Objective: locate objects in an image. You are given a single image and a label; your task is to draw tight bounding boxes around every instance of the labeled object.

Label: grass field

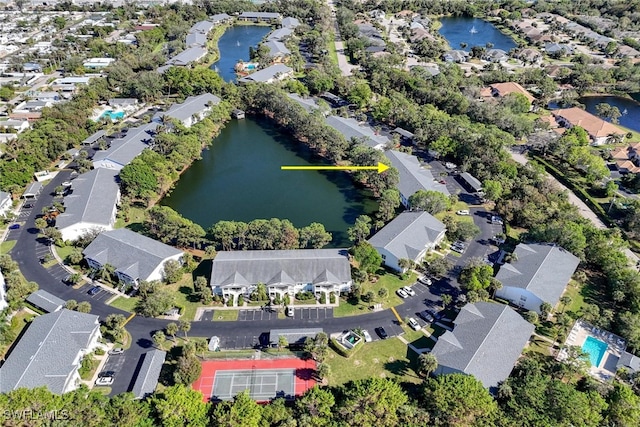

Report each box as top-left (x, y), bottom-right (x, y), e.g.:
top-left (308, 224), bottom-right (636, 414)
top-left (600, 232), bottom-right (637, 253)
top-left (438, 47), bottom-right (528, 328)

top-left (55, 244), bottom-right (76, 264)
top-left (109, 296), bottom-right (139, 313)
top-left (0, 240), bottom-right (16, 255)
top-left (212, 310), bottom-right (239, 321)
top-left (333, 272), bottom-right (417, 317)
top-left (0, 310), bottom-right (36, 358)
top-left (326, 337), bottom-right (422, 385)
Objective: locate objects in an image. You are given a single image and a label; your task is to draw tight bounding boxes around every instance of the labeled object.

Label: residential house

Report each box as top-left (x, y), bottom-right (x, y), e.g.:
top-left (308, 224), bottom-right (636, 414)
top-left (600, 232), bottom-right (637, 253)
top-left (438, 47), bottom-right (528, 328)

top-left (0, 270), bottom-right (7, 311)
top-left (83, 228), bottom-right (183, 286)
top-left (551, 107), bottom-right (625, 145)
top-left (384, 150), bottom-right (449, 207)
top-left (186, 20), bottom-right (214, 47)
top-left (210, 249), bottom-right (352, 305)
top-left (92, 122), bottom-right (158, 170)
top-left (56, 168), bottom-right (120, 242)
top-left (617, 351), bottom-right (640, 375)
top-left (482, 48), bottom-right (509, 62)
top-left (368, 211), bottom-right (446, 272)
top-left (26, 289), bottom-right (65, 313)
top-left (14, 100), bottom-right (54, 113)
top-left (264, 40), bottom-right (291, 61)
top-left (517, 48), bottom-right (542, 64)
top-left (282, 17), bottom-right (300, 29)
top-left (23, 62), bottom-right (42, 72)
top-left (81, 129), bottom-right (106, 146)
top-left (356, 22), bottom-right (385, 47)
top-left (108, 98), bottom-right (138, 109)
top-left (238, 12), bottom-right (282, 24)
top-left (617, 45), bottom-right (640, 59)
top-left (443, 50), bottom-right (469, 63)
top-left (0, 309), bottom-right (101, 394)
top-left (0, 191), bottom-right (11, 217)
top-left (238, 64), bottom-right (294, 84)
top-left (495, 243), bottom-right (580, 313)
top-left (431, 302), bottom-right (535, 391)
top-left (459, 172), bottom-right (483, 193)
top-left (545, 42), bottom-right (574, 56)
top-left (83, 57), bottom-right (115, 69)
top-left (0, 119), bottom-right (30, 134)
top-left (209, 13), bottom-right (232, 25)
top-left (131, 349), bottom-right (167, 399)
top-left (325, 115), bottom-right (389, 150)
top-left (153, 93), bottom-right (220, 128)
top-left (611, 143), bottom-right (640, 173)
top-left (51, 77), bottom-right (92, 93)
top-left (483, 82), bottom-right (535, 105)
top-left (267, 27), bottom-right (293, 42)
top-left (392, 127), bottom-right (415, 142)
top-left (164, 46), bottom-right (207, 67)
top-left (287, 93), bottom-right (322, 113)
top-left (22, 181), bottom-right (42, 200)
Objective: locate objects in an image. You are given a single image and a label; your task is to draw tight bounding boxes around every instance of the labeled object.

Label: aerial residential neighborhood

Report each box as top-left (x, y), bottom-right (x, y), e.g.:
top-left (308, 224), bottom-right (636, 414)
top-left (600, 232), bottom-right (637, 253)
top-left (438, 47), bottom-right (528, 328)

top-left (1, 0), bottom-right (640, 425)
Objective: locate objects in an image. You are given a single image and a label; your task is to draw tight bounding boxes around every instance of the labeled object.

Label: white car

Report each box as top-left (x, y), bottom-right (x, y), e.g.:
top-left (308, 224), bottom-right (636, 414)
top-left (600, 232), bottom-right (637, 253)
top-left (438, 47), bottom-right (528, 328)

top-left (361, 330), bottom-right (372, 342)
top-left (407, 317), bottom-right (421, 331)
top-left (108, 347), bottom-right (124, 355)
top-left (95, 376), bottom-right (114, 386)
top-left (396, 288), bottom-right (409, 298)
top-left (456, 209), bottom-right (470, 216)
top-left (418, 276), bottom-right (432, 286)
top-left (402, 286), bottom-right (416, 297)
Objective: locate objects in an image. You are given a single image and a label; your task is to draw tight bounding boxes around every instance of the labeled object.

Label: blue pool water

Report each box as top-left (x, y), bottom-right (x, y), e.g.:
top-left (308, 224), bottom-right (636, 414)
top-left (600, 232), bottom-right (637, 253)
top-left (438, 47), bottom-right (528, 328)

top-left (582, 336), bottom-right (608, 368)
top-left (98, 110), bottom-right (124, 121)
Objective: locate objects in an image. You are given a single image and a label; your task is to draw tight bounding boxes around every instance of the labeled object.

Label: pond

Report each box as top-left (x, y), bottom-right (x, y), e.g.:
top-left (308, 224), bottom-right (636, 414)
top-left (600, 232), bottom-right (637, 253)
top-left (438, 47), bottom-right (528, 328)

top-left (160, 117), bottom-right (378, 247)
top-left (438, 16), bottom-right (517, 52)
top-left (579, 95), bottom-right (640, 133)
top-left (210, 25), bottom-right (272, 82)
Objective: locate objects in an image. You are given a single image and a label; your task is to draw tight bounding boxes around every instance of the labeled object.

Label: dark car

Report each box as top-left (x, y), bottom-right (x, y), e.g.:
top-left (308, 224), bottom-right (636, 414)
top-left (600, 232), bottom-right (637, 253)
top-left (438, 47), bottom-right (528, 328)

top-left (8, 224), bottom-right (20, 230)
top-left (418, 311), bottom-right (434, 323)
top-left (98, 370), bottom-right (115, 378)
top-left (88, 286), bottom-right (100, 296)
top-left (24, 203), bottom-right (33, 209)
top-left (375, 327), bottom-right (388, 339)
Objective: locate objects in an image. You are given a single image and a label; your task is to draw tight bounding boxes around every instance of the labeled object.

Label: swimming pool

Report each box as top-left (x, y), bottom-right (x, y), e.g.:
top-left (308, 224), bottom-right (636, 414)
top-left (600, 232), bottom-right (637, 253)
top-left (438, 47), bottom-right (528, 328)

top-left (582, 336), bottom-right (608, 368)
top-left (97, 110), bottom-right (124, 121)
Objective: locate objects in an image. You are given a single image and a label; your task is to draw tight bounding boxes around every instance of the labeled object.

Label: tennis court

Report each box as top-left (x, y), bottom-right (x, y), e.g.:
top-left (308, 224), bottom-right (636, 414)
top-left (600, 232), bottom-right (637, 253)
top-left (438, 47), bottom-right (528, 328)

top-left (193, 358), bottom-right (316, 402)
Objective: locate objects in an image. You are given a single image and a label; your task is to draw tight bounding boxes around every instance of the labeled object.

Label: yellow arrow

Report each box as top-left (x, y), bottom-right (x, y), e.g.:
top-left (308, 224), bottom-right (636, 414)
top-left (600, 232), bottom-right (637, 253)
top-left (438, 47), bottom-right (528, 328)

top-left (281, 162), bottom-right (390, 174)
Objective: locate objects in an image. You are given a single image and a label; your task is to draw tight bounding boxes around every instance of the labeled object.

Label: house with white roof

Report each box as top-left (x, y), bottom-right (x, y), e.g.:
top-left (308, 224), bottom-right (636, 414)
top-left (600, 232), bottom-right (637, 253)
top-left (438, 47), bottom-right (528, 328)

top-left (83, 228), bottom-right (183, 286)
top-left (56, 169), bottom-right (120, 241)
top-left (368, 211), bottom-right (446, 272)
top-left (238, 64), bottom-right (294, 84)
top-left (92, 122), bottom-right (158, 170)
top-left (83, 57), bottom-right (115, 69)
top-left (325, 115), bottom-right (389, 150)
top-left (384, 150), bottom-right (449, 207)
top-left (431, 302), bottom-right (535, 391)
top-left (153, 93), bottom-right (220, 128)
top-left (0, 191), bottom-right (12, 217)
top-left (210, 249), bottom-right (352, 305)
top-left (0, 309), bottom-right (101, 394)
top-left (495, 243), bottom-right (580, 313)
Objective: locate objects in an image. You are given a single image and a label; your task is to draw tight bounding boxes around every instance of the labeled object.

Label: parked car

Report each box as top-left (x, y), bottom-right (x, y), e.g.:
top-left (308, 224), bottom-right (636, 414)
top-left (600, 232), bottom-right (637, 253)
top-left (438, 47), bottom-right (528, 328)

top-left (8, 224), bottom-right (20, 230)
top-left (456, 209), bottom-right (470, 216)
top-left (286, 306), bottom-right (294, 317)
top-left (402, 286), bottom-right (416, 297)
top-left (491, 215), bottom-right (504, 225)
top-left (419, 310), bottom-right (434, 322)
top-left (375, 327), bottom-right (388, 339)
top-left (361, 330), bottom-right (372, 343)
top-left (451, 242), bottom-right (465, 253)
top-left (396, 288), bottom-right (409, 298)
top-left (407, 317), bottom-right (421, 331)
top-left (108, 348), bottom-right (124, 355)
top-left (418, 276), bottom-right (432, 286)
top-left (98, 370), bottom-right (115, 378)
top-left (23, 203), bottom-right (33, 209)
top-left (95, 376), bottom-right (114, 386)
top-left (61, 181), bottom-right (72, 187)
top-left (87, 286), bottom-right (100, 296)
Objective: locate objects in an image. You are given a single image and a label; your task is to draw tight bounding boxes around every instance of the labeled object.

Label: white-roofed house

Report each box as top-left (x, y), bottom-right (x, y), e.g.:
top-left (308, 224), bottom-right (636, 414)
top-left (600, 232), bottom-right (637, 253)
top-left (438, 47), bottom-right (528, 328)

top-left (153, 93), bottom-right (221, 128)
top-left (0, 190), bottom-right (12, 217)
top-left (92, 122), bottom-right (158, 170)
top-left (384, 150), bottom-right (449, 207)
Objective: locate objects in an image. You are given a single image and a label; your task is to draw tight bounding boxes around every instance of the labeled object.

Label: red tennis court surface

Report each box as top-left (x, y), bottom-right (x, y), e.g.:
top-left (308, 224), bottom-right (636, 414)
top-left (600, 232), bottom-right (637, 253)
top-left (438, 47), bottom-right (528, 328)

top-left (192, 358), bottom-right (317, 402)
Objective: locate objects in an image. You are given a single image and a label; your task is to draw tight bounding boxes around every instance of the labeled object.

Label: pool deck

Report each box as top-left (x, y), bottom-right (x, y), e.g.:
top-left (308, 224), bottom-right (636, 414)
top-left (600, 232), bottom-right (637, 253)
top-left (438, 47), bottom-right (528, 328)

top-left (559, 320), bottom-right (627, 381)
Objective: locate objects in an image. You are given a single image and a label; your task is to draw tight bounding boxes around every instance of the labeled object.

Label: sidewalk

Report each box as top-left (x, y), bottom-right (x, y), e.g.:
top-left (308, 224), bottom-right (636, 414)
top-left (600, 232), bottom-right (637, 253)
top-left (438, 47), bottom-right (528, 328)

top-left (397, 335), bottom-right (430, 354)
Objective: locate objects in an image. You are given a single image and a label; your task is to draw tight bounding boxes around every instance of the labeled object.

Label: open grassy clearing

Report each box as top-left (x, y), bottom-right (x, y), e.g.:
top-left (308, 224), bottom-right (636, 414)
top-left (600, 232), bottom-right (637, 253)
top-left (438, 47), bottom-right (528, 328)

top-left (0, 240), bottom-right (16, 255)
top-left (0, 310), bottom-right (37, 358)
top-left (211, 310), bottom-right (239, 321)
top-left (109, 296), bottom-right (139, 313)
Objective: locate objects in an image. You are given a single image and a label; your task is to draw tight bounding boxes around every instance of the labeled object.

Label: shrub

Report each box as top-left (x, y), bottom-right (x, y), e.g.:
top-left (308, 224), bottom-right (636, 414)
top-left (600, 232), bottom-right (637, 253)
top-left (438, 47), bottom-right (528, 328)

top-left (238, 295), bottom-right (245, 306)
top-left (319, 293), bottom-right (327, 304)
top-left (95, 348), bottom-right (105, 356)
top-left (296, 291), bottom-right (315, 301)
top-left (329, 293), bottom-right (336, 304)
top-left (361, 291), bottom-right (375, 303)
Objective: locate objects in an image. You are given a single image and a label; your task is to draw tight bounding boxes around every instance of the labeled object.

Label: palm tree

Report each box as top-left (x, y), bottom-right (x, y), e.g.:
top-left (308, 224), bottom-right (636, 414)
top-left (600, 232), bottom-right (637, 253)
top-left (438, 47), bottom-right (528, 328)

top-left (166, 322), bottom-right (178, 342)
top-left (417, 353), bottom-right (438, 378)
top-left (97, 263), bottom-right (116, 284)
top-left (153, 330), bottom-right (166, 350)
top-left (441, 294), bottom-right (452, 307)
top-left (178, 320), bottom-right (191, 340)
top-left (560, 295), bottom-right (572, 313)
top-left (398, 258), bottom-right (412, 272)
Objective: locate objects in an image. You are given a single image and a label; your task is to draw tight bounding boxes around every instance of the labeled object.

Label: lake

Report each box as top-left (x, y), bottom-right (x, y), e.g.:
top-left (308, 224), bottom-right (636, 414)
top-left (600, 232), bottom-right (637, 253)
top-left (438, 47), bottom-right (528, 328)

top-left (211, 25), bottom-right (272, 82)
top-left (579, 95), bottom-right (640, 133)
top-left (438, 16), bottom-right (517, 52)
top-left (160, 117), bottom-right (378, 247)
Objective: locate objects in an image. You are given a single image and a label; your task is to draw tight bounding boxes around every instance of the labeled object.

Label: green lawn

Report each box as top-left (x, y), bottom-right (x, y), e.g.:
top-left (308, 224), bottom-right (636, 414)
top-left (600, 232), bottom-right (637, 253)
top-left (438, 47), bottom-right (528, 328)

top-left (0, 240), bottom-right (16, 255)
top-left (527, 335), bottom-right (553, 356)
top-left (326, 337), bottom-right (422, 386)
top-left (55, 244), bottom-right (76, 264)
top-left (328, 40), bottom-right (339, 65)
top-left (0, 310), bottom-right (37, 358)
top-left (563, 279), bottom-right (586, 314)
top-left (333, 272), bottom-right (417, 317)
top-left (109, 296), bottom-right (139, 313)
top-left (166, 273), bottom-right (203, 321)
top-left (115, 205), bottom-right (147, 230)
top-left (212, 310), bottom-right (239, 321)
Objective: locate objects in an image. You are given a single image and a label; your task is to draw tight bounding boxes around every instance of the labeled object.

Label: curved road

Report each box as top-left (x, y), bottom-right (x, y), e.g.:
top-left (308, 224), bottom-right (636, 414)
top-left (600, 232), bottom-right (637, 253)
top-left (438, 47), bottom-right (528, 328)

top-left (8, 161), bottom-right (497, 395)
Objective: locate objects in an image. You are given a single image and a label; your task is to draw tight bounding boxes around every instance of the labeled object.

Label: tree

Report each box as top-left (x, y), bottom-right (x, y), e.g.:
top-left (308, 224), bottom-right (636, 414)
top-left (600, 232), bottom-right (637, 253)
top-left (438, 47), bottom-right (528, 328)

top-left (525, 311), bottom-right (539, 325)
top-left (97, 263), bottom-right (116, 284)
top-left (119, 159), bottom-right (158, 199)
top-left (425, 257), bottom-right (453, 278)
top-left (179, 320), bottom-right (191, 340)
top-left (540, 302), bottom-right (553, 318)
top-left (351, 242), bottom-right (382, 274)
top-left (67, 248), bottom-right (83, 265)
top-left (595, 103), bottom-right (622, 124)
top-left (278, 335), bottom-right (288, 350)
top-left (336, 378), bottom-right (408, 427)
top-left (378, 287), bottom-right (389, 299)
top-left (347, 80), bottom-right (373, 108)
top-left (606, 382), bottom-right (640, 426)
top-left (441, 294), bottom-right (452, 307)
top-left (398, 258), bottom-right (412, 272)
top-left (166, 322), bottom-right (178, 342)
top-left (212, 389), bottom-right (263, 427)
top-left (162, 259), bottom-right (182, 284)
top-left (482, 179), bottom-right (503, 201)
top-left (173, 353), bottom-right (202, 386)
top-left (417, 353), bottom-right (438, 378)
top-left (296, 386), bottom-right (335, 427)
top-left (151, 385), bottom-right (209, 427)
top-left (348, 215), bottom-right (372, 243)
top-left (76, 301), bottom-right (91, 313)
top-left (137, 289), bottom-right (174, 317)
top-left (65, 299), bottom-right (78, 310)
top-left (34, 218), bottom-right (47, 232)
top-left (560, 295), bottom-right (572, 313)
top-left (459, 262), bottom-right (493, 292)
top-left (316, 363), bottom-right (330, 381)
top-left (408, 190), bottom-right (451, 214)
top-left (299, 222), bottom-right (332, 249)
top-left (377, 189), bottom-right (400, 222)
top-left (423, 374), bottom-right (497, 426)
top-left (153, 330), bottom-right (166, 349)
top-left (42, 227), bottom-right (62, 244)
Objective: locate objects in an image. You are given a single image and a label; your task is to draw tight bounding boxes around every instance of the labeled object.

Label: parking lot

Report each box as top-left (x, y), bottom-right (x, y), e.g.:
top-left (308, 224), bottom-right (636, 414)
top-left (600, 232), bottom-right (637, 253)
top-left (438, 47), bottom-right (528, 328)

top-left (76, 281), bottom-right (115, 303)
top-left (238, 306), bottom-right (333, 322)
top-left (218, 334), bottom-right (261, 350)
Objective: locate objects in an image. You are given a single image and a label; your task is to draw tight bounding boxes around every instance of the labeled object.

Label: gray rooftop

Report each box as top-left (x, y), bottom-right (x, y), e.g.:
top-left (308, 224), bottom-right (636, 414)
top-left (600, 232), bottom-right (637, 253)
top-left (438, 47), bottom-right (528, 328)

top-left (210, 13), bottom-right (231, 22)
top-left (431, 302), bottom-right (535, 390)
top-left (154, 93), bottom-right (220, 125)
top-left (190, 20), bottom-right (214, 34)
top-left (83, 228), bottom-right (182, 282)
top-left (55, 169), bottom-right (119, 230)
top-left (385, 151), bottom-right (449, 199)
top-left (166, 46), bottom-right (207, 66)
top-left (82, 129), bottom-right (106, 145)
top-left (267, 27), bottom-right (293, 41)
top-left (0, 309), bottom-right (99, 394)
top-left (325, 115), bottom-right (389, 149)
top-left (108, 98), bottom-right (138, 107)
top-left (26, 290), bottom-right (65, 313)
top-left (0, 191), bottom-right (9, 202)
top-left (368, 211), bottom-right (445, 261)
top-left (131, 349), bottom-right (166, 399)
top-left (186, 32), bottom-right (207, 47)
top-left (92, 122), bottom-right (158, 168)
top-left (23, 181), bottom-right (43, 197)
top-left (211, 249), bottom-right (351, 287)
top-left (265, 40), bottom-right (291, 57)
top-left (282, 17), bottom-right (300, 28)
top-left (239, 64), bottom-right (293, 84)
top-left (617, 351), bottom-right (640, 373)
top-left (392, 127), bottom-right (414, 139)
top-left (460, 172), bottom-right (483, 192)
top-left (495, 243), bottom-right (580, 307)
top-left (270, 328), bottom-right (323, 345)
top-left (287, 93), bottom-right (320, 112)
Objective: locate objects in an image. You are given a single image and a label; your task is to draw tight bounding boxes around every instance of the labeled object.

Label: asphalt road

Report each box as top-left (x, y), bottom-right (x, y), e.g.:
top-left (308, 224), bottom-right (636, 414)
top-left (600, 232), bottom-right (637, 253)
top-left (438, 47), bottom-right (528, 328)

top-left (7, 157), bottom-right (499, 395)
